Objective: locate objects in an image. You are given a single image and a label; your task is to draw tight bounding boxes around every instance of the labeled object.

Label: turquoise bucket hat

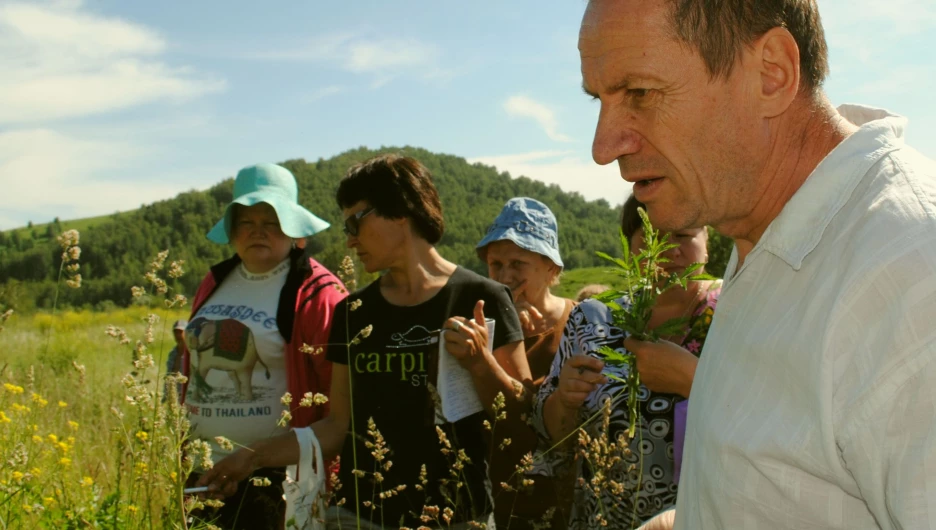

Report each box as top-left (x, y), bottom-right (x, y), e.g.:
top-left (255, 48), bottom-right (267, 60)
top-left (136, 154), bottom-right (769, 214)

top-left (477, 197), bottom-right (563, 269)
top-left (207, 163), bottom-right (330, 244)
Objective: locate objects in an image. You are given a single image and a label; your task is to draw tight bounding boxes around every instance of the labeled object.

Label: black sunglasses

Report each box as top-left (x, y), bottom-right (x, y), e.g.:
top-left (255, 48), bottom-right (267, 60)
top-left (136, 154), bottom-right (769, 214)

top-left (343, 207), bottom-right (375, 236)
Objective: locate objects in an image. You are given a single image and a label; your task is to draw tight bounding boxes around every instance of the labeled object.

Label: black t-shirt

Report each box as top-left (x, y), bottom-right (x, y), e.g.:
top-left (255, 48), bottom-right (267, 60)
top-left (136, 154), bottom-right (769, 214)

top-left (326, 266), bottom-right (524, 528)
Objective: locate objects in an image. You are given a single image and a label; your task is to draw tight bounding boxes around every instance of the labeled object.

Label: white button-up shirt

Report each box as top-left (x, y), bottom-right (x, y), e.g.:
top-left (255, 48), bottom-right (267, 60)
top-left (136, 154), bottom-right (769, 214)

top-left (674, 105), bottom-right (936, 530)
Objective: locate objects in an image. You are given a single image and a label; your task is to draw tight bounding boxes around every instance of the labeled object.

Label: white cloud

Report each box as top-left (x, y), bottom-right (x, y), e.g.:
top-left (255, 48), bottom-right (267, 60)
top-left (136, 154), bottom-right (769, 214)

top-left (504, 95), bottom-right (573, 143)
top-left (0, 129), bottom-right (188, 229)
top-left (301, 85), bottom-right (345, 103)
top-left (248, 32), bottom-right (450, 89)
top-left (347, 39), bottom-right (438, 73)
top-left (468, 150), bottom-right (631, 204)
top-left (0, 1), bottom-right (224, 125)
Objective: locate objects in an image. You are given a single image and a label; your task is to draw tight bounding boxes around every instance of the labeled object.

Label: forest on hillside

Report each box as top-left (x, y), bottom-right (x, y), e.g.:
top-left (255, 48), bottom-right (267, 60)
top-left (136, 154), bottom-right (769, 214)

top-left (0, 146), bottom-right (731, 312)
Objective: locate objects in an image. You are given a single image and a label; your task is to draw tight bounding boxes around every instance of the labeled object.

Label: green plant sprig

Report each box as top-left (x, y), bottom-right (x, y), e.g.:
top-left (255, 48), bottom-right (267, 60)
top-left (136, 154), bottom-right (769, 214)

top-left (593, 208), bottom-right (712, 438)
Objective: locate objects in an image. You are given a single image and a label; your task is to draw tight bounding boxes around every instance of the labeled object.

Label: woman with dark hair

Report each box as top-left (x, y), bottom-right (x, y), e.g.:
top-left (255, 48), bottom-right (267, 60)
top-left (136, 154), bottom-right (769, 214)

top-left (182, 163), bottom-right (345, 530)
top-left (200, 154), bottom-right (531, 529)
top-left (529, 194), bottom-right (721, 529)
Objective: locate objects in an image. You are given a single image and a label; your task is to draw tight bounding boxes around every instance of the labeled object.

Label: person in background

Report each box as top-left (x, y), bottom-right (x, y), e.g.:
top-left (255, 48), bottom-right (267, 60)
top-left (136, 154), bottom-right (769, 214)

top-left (198, 154), bottom-right (531, 529)
top-left (182, 163), bottom-right (345, 530)
top-left (476, 197), bottom-right (577, 529)
top-left (162, 319), bottom-right (187, 401)
top-left (531, 194), bottom-right (720, 528)
top-left (574, 284), bottom-right (610, 303)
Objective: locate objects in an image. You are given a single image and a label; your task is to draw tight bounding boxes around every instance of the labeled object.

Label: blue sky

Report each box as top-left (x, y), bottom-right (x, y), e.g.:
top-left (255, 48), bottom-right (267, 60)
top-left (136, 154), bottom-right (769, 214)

top-left (1, 0), bottom-right (934, 230)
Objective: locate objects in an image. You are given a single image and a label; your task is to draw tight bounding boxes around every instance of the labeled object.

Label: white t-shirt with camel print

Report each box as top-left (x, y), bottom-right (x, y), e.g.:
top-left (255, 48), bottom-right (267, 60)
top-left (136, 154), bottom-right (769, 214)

top-left (184, 259), bottom-right (290, 463)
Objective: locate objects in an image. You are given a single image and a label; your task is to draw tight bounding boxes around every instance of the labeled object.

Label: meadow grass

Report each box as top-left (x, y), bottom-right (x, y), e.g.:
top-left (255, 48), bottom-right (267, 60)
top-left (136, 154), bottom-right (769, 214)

top-left (0, 306), bottom-right (198, 530)
top-left (0, 239), bottom-right (644, 530)
top-left (552, 267), bottom-right (621, 300)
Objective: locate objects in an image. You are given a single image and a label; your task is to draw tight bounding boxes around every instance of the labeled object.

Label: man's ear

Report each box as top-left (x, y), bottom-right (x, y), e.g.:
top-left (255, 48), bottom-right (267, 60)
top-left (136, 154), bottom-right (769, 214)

top-left (751, 26), bottom-right (801, 118)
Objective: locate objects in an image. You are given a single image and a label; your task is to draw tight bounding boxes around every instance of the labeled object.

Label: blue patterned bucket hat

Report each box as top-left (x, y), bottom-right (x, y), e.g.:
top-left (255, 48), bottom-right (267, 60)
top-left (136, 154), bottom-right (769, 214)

top-left (207, 163), bottom-right (330, 244)
top-left (476, 197), bottom-right (563, 268)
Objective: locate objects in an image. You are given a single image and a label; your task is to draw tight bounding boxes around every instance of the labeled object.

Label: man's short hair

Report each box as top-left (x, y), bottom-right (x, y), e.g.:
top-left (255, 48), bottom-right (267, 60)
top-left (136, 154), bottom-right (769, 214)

top-left (666, 0), bottom-right (829, 92)
top-left (336, 154), bottom-right (445, 244)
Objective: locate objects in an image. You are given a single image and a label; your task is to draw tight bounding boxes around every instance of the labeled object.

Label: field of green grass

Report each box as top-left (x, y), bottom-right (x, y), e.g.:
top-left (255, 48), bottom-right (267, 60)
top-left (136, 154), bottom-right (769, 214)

top-left (0, 305), bottom-right (204, 529)
top-left (0, 213), bottom-right (119, 251)
top-left (552, 266), bottom-right (622, 300)
top-left (0, 261), bottom-right (631, 529)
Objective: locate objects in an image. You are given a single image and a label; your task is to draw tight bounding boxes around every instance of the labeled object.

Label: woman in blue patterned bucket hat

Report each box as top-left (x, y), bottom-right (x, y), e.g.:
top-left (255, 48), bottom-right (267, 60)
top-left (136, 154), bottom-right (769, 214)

top-left (476, 197), bottom-right (576, 530)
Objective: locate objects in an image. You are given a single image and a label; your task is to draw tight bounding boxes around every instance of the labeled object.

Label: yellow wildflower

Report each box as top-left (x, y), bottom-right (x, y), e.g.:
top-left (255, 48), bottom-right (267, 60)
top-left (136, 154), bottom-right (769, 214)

top-left (48, 434), bottom-right (58, 443)
top-left (32, 435), bottom-right (43, 444)
top-left (11, 403), bottom-right (29, 413)
top-left (135, 431), bottom-right (148, 442)
top-left (0, 411), bottom-right (10, 423)
top-left (81, 476), bottom-right (94, 487)
top-left (68, 420), bottom-right (79, 431)
top-left (170, 471), bottom-right (178, 482)
top-left (29, 468), bottom-right (41, 477)
top-left (58, 401), bottom-right (67, 408)
top-left (127, 505), bottom-right (139, 514)
top-left (43, 497), bottom-right (55, 506)
top-left (57, 441), bottom-right (70, 453)
top-left (60, 457), bottom-right (71, 467)
top-left (22, 504), bottom-right (32, 514)
top-left (3, 383), bottom-right (24, 394)
top-left (12, 471), bottom-right (24, 481)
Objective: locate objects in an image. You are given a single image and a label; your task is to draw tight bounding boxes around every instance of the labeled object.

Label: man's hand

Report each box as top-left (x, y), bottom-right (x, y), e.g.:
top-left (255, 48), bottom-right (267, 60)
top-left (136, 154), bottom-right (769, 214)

top-left (623, 337), bottom-right (698, 398)
top-left (194, 447), bottom-right (257, 499)
top-left (443, 300), bottom-right (493, 374)
top-left (556, 354), bottom-right (607, 410)
top-left (637, 509), bottom-right (675, 530)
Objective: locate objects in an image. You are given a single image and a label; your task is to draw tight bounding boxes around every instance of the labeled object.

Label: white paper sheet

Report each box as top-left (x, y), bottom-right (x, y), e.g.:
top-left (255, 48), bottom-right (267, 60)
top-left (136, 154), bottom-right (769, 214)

top-left (435, 318), bottom-right (495, 424)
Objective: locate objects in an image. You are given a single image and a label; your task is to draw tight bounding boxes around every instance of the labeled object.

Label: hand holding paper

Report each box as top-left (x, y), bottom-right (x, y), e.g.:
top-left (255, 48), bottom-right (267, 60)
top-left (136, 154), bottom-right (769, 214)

top-left (437, 300), bottom-right (496, 423)
top-left (442, 300), bottom-right (494, 373)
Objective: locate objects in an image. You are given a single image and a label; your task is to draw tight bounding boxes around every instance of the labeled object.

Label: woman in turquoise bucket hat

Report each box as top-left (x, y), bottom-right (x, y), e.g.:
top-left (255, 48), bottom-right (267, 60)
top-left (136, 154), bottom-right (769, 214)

top-left (180, 163), bottom-right (346, 530)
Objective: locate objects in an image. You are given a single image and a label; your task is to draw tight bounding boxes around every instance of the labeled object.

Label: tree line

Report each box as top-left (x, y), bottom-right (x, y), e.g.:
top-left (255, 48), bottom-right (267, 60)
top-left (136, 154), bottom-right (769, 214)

top-left (0, 146), bottom-right (732, 312)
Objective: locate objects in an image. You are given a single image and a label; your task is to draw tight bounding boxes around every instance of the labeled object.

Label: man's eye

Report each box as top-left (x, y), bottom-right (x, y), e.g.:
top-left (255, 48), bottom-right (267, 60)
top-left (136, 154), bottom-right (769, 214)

top-left (628, 88), bottom-right (650, 98)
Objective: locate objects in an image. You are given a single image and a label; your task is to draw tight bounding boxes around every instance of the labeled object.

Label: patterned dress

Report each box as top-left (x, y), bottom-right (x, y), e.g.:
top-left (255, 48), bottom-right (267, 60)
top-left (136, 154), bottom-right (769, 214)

top-left (530, 284), bottom-right (721, 529)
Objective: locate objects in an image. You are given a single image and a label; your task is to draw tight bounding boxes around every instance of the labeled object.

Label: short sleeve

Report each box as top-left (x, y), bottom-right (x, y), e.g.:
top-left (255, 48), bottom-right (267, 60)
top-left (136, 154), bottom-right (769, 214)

top-left (325, 297), bottom-right (351, 365)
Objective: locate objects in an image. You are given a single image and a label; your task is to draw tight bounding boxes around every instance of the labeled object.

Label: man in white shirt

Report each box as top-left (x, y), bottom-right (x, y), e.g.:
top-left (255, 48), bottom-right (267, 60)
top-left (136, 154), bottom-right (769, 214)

top-left (579, 0), bottom-right (936, 528)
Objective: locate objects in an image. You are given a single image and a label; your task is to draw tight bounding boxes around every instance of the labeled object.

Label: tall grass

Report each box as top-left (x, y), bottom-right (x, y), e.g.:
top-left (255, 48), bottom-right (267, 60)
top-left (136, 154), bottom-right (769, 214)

top-left (0, 239), bottom-right (211, 530)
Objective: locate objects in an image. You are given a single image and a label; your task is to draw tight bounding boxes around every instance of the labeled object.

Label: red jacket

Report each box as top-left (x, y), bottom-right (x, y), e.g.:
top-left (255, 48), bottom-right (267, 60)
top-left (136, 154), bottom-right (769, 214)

top-left (181, 249), bottom-right (345, 428)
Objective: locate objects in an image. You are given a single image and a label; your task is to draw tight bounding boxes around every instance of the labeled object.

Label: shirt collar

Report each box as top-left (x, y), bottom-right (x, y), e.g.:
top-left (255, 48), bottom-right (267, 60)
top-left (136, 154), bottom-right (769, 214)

top-left (758, 104), bottom-right (908, 270)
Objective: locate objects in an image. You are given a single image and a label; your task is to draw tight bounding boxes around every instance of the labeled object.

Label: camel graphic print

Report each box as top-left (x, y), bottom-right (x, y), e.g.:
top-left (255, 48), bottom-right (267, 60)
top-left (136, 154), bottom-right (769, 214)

top-left (185, 317), bottom-right (273, 403)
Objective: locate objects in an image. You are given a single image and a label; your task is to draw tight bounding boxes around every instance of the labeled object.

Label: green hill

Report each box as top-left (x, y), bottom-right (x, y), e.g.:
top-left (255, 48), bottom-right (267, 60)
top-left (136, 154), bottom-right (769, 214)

top-left (0, 146), bottom-right (731, 312)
